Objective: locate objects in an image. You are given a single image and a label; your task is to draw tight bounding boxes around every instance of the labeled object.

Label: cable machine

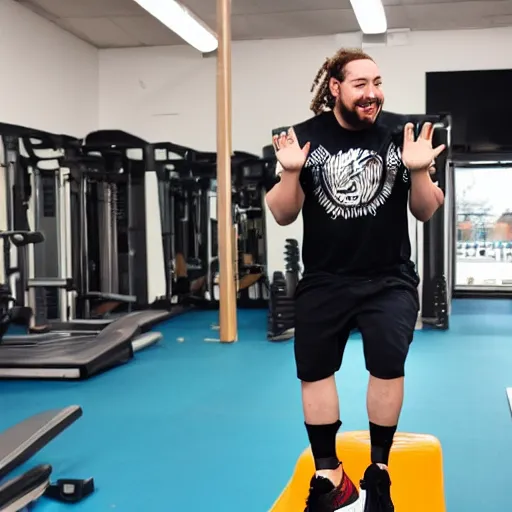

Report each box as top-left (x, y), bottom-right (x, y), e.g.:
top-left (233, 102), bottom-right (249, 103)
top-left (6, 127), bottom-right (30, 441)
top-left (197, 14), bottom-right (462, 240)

top-left (418, 114), bottom-right (453, 330)
top-left (0, 122), bottom-right (172, 330)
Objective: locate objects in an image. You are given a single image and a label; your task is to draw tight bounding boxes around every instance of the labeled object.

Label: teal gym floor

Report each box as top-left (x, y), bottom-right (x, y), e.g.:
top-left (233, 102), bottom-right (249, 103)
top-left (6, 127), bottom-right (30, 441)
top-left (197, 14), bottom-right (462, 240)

top-left (0, 299), bottom-right (511, 511)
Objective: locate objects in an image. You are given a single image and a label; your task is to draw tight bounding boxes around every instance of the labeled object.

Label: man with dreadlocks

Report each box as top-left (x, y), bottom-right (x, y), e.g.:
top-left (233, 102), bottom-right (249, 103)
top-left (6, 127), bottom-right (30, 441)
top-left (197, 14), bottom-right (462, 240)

top-left (266, 48), bottom-right (446, 512)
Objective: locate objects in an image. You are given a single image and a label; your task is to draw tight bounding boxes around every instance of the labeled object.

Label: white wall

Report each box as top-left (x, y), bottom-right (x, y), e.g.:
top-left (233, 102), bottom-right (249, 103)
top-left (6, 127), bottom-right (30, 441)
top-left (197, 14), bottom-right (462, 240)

top-left (0, 0), bottom-right (98, 136)
top-left (0, 0), bottom-right (98, 282)
top-left (98, 26), bottom-right (512, 276)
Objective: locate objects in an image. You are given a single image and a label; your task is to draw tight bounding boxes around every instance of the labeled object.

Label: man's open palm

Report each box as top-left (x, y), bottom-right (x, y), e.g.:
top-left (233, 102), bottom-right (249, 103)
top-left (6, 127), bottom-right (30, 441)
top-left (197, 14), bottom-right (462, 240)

top-left (272, 127), bottom-right (311, 173)
top-left (402, 122), bottom-right (446, 171)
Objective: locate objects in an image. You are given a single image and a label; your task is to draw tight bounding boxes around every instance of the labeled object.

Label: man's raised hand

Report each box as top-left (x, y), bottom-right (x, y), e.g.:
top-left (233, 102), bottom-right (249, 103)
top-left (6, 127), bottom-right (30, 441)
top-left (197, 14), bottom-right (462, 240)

top-left (272, 127), bottom-right (311, 173)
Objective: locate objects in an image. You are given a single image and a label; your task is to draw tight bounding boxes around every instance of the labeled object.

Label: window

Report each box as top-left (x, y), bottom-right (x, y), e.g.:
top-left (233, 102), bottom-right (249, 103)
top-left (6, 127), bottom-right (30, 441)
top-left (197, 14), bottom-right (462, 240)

top-left (455, 166), bottom-right (512, 288)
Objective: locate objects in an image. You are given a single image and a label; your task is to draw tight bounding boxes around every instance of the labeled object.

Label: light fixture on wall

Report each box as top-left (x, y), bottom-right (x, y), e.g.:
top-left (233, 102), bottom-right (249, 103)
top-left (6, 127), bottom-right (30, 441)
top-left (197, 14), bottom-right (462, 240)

top-left (134, 0), bottom-right (218, 53)
top-left (350, 0), bottom-right (388, 34)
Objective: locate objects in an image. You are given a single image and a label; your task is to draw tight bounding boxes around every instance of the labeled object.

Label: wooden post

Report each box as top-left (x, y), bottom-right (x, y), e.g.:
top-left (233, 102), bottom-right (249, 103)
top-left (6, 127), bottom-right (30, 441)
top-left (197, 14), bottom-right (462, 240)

top-left (216, 0), bottom-right (237, 342)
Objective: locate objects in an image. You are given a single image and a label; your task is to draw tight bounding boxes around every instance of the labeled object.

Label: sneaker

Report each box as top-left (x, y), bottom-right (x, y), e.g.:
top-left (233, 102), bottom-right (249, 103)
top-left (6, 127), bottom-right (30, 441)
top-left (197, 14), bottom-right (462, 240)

top-left (359, 464), bottom-right (394, 512)
top-left (304, 471), bottom-right (361, 512)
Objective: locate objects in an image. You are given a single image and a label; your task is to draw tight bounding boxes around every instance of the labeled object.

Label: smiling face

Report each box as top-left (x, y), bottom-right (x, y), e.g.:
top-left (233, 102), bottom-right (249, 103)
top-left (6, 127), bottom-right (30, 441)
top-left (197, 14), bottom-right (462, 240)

top-left (329, 58), bottom-right (384, 130)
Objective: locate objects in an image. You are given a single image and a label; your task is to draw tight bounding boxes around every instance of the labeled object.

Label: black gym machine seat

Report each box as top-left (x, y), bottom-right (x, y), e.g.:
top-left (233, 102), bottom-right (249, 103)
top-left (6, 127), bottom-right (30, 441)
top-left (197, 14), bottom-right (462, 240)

top-left (0, 405), bottom-right (89, 511)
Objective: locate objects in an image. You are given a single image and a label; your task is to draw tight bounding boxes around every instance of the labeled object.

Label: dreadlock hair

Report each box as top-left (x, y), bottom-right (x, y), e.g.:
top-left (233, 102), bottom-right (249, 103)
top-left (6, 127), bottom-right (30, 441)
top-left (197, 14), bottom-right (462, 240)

top-left (310, 48), bottom-right (374, 115)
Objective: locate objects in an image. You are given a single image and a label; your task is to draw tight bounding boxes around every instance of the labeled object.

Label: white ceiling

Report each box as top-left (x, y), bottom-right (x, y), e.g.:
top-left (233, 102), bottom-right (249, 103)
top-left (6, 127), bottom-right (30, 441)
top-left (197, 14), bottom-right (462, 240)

top-left (16, 0), bottom-right (512, 49)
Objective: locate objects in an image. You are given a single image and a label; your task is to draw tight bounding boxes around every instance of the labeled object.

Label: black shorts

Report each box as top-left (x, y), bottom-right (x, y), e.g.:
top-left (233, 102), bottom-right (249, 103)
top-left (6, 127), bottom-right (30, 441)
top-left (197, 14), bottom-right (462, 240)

top-left (293, 271), bottom-right (420, 382)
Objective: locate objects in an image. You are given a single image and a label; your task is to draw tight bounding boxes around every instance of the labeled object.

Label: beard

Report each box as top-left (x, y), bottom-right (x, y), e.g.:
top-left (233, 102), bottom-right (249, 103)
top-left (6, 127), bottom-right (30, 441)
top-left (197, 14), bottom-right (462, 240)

top-left (336, 96), bottom-right (383, 130)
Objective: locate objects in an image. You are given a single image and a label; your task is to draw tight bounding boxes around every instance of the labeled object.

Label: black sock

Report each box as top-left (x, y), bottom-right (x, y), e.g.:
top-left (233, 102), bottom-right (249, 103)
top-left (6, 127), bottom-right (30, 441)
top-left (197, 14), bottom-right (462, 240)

top-left (369, 422), bottom-right (397, 465)
top-left (305, 420), bottom-right (342, 470)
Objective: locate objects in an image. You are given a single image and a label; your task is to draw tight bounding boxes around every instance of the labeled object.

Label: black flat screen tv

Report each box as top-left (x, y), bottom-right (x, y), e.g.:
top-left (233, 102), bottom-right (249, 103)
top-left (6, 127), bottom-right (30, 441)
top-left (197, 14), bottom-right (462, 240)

top-left (426, 69), bottom-right (512, 152)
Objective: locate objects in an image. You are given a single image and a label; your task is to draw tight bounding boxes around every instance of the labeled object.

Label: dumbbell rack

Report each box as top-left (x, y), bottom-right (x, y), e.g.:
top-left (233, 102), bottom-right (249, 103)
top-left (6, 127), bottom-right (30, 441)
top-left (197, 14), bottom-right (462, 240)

top-left (267, 238), bottom-right (300, 341)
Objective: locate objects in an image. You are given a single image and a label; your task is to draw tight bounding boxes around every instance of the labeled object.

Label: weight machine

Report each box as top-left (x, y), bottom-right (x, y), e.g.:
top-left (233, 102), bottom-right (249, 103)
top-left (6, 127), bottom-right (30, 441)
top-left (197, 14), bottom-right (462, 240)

top-left (152, 142), bottom-right (218, 303)
top-left (0, 121), bottom-right (79, 322)
top-left (2, 125), bottom-right (174, 330)
top-left (153, 142), bottom-right (271, 310)
top-left (67, 129), bottom-right (168, 320)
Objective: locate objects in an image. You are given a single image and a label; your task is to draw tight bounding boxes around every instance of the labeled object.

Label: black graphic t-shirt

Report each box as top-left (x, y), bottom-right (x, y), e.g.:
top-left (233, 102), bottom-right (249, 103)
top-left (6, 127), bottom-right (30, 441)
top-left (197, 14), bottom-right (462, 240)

top-left (290, 110), bottom-right (417, 281)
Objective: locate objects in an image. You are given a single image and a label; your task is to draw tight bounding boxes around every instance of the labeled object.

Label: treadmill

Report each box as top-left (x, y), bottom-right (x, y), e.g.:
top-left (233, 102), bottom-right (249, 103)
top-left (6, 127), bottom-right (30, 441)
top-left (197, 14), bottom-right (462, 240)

top-left (0, 312), bottom-right (161, 379)
top-left (0, 405), bottom-right (84, 511)
top-left (0, 229), bottom-right (163, 380)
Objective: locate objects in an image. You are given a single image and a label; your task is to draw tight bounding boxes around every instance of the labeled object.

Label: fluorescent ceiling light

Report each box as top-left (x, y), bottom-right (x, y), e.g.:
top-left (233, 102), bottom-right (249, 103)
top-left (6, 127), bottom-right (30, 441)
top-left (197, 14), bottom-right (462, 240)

top-left (134, 0), bottom-right (218, 53)
top-left (350, 0), bottom-right (388, 34)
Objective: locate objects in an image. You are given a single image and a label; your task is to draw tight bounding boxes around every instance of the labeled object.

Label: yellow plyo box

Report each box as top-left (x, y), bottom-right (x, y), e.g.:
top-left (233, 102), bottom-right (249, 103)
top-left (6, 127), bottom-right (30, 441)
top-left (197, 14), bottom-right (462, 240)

top-left (270, 431), bottom-right (446, 512)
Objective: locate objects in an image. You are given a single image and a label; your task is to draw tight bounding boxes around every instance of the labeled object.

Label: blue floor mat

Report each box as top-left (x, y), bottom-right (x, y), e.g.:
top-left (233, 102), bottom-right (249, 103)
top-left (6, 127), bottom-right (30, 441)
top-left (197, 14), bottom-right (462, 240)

top-left (0, 301), bottom-right (510, 511)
